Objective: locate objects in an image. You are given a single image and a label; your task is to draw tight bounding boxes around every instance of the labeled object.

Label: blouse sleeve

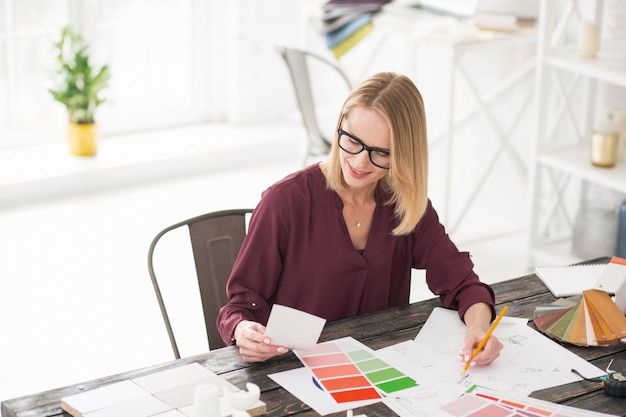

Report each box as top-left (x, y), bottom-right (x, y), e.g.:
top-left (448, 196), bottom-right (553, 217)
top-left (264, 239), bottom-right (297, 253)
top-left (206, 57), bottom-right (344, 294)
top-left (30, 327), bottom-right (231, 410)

top-left (216, 184), bottom-right (289, 345)
top-left (413, 201), bottom-right (496, 322)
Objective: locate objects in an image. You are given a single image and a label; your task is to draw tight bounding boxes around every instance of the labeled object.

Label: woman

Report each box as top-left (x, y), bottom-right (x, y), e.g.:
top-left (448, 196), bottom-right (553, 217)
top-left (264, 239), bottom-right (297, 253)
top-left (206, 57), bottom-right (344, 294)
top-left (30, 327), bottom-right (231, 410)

top-left (217, 72), bottom-right (503, 366)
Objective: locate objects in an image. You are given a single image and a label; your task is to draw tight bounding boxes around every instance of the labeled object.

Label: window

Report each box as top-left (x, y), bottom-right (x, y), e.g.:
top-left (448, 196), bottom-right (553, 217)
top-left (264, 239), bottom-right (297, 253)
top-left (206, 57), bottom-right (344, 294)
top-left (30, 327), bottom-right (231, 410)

top-left (0, 0), bottom-right (305, 151)
top-left (0, 0), bottom-right (213, 149)
top-left (0, 0), bottom-right (70, 148)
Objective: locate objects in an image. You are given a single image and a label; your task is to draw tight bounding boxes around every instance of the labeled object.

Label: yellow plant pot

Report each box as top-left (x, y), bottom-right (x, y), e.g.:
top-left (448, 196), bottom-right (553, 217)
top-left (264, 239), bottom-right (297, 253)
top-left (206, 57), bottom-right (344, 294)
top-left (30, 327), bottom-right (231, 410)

top-left (66, 123), bottom-right (97, 156)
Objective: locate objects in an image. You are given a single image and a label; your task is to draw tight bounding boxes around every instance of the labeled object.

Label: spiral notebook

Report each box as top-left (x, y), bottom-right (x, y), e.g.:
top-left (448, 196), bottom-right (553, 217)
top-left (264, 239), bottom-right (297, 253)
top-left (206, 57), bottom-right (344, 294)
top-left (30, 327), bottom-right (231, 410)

top-left (536, 257), bottom-right (626, 297)
top-left (535, 263), bottom-right (606, 297)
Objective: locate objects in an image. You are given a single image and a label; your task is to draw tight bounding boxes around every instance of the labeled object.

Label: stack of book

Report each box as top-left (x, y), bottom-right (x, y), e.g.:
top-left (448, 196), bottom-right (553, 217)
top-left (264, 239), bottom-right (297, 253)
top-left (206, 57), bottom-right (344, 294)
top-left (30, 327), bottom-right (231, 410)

top-left (322, 0), bottom-right (390, 59)
top-left (533, 289), bottom-right (626, 346)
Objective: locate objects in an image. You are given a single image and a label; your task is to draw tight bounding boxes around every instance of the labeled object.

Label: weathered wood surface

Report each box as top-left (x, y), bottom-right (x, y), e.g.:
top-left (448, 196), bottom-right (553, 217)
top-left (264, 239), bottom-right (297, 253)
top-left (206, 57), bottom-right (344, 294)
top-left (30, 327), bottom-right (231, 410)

top-left (3, 271), bottom-right (625, 417)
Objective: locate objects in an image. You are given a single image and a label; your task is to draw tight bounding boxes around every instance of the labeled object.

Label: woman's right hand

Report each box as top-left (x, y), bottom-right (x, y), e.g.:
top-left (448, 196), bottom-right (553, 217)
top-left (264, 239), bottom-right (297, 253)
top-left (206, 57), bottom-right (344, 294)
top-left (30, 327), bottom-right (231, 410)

top-left (233, 320), bottom-right (289, 362)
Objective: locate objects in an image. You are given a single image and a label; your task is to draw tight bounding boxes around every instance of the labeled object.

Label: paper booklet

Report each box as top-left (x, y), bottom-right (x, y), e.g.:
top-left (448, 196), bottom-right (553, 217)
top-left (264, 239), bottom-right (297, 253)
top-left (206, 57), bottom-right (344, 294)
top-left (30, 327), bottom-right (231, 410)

top-left (535, 263), bottom-right (605, 297)
top-left (535, 257), bottom-right (626, 298)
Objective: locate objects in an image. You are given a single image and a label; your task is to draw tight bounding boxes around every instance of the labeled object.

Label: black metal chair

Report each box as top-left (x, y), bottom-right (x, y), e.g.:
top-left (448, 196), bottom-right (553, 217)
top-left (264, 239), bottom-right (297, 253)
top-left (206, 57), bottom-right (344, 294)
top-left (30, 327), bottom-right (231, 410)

top-left (276, 45), bottom-right (352, 165)
top-left (147, 209), bottom-right (253, 358)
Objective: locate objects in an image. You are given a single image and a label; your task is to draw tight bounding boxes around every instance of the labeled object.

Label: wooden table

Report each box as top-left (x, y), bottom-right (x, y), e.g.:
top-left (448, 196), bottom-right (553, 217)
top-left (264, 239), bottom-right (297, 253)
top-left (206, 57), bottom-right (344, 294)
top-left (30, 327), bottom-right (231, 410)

top-left (3, 271), bottom-right (626, 417)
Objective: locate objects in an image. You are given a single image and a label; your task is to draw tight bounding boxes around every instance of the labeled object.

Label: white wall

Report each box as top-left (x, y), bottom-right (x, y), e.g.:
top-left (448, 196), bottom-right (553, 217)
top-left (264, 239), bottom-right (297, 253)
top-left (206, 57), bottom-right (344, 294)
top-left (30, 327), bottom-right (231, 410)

top-left (221, 0), bottom-right (304, 123)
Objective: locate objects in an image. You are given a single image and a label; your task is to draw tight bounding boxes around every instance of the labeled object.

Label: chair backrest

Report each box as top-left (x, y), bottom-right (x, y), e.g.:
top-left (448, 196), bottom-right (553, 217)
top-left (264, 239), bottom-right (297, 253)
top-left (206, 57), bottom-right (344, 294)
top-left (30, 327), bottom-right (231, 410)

top-left (147, 208), bottom-right (253, 359)
top-left (276, 45), bottom-right (352, 164)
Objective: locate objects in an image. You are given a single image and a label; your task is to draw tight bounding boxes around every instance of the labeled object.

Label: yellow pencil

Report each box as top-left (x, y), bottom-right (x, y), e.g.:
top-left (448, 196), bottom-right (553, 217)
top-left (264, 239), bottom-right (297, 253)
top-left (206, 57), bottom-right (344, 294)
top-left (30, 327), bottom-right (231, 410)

top-left (463, 305), bottom-right (508, 372)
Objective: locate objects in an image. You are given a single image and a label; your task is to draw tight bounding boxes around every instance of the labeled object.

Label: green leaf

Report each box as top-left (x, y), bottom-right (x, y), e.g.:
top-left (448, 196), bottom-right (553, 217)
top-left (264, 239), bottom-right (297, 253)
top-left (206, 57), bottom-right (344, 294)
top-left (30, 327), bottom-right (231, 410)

top-left (48, 25), bottom-right (111, 124)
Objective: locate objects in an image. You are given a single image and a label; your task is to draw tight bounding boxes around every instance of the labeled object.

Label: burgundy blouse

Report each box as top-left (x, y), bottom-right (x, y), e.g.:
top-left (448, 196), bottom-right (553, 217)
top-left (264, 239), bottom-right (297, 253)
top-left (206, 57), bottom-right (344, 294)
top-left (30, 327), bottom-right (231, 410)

top-left (217, 164), bottom-right (495, 344)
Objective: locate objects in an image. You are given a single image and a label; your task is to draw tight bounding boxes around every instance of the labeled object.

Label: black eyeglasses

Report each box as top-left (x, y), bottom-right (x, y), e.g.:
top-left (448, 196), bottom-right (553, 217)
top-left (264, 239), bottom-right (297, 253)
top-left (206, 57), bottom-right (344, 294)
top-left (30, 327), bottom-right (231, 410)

top-left (337, 116), bottom-right (391, 169)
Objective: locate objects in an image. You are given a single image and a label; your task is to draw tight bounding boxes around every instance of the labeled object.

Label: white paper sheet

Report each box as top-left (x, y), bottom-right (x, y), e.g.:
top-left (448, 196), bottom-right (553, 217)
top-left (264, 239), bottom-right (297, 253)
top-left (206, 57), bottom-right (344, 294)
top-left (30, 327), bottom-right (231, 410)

top-left (593, 257), bottom-right (626, 294)
top-left (269, 336), bottom-right (420, 416)
top-left (615, 279), bottom-right (626, 314)
top-left (264, 304), bottom-right (326, 350)
top-left (376, 307), bottom-right (605, 396)
top-left (267, 367), bottom-right (379, 416)
top-left (382, 385), bottom-right (460, 417)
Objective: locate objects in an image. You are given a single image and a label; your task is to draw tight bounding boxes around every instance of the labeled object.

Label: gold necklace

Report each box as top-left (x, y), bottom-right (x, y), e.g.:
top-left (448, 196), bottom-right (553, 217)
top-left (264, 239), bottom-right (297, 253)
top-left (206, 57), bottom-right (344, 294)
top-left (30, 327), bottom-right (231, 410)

top-left (351, 203), bottom-right (368, 228)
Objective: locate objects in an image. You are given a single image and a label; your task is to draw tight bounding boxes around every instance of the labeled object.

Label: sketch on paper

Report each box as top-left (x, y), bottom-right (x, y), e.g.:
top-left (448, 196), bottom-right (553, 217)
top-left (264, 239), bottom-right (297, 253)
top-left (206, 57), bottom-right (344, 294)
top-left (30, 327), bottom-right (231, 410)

top-left (376, 307), bottom-right (604, 396)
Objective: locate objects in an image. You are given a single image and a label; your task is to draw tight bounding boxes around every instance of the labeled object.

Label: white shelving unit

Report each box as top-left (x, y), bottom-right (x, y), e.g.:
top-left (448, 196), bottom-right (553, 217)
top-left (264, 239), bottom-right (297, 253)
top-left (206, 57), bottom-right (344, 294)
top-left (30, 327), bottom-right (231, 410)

top-left (528, 0), bottom-right (626, 266)
top-left (371, 7), bottom-right (537, 241)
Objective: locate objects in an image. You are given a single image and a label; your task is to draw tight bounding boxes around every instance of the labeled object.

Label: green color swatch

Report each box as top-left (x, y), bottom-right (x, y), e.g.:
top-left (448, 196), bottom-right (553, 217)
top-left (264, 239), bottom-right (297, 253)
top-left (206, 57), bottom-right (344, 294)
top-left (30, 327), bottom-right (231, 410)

top-left (366, 367), bottom-right (404, 383)
top-left (347, 349), bottom-right (374, 362)
top-left (355, 358), bottom-right (387, 372)
top-left (376, 377), bottom-right (418, 394)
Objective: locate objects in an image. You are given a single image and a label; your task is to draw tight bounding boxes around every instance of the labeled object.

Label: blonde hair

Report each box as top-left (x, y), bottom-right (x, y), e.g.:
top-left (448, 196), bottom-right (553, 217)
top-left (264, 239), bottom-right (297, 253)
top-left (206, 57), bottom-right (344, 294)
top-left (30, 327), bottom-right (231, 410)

top-left (325, 72), bottom-right (428, 235)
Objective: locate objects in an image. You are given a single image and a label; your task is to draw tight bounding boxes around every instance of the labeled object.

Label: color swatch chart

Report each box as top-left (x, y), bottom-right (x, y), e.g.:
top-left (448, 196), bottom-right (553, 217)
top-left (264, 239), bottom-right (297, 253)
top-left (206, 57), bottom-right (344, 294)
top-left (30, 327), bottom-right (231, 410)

top-left (294, 337), bottom-right (417, 404)
top-left (534, 289), bottom-right (626, 346)
top-left (440, 388), bottom-right (616, 417)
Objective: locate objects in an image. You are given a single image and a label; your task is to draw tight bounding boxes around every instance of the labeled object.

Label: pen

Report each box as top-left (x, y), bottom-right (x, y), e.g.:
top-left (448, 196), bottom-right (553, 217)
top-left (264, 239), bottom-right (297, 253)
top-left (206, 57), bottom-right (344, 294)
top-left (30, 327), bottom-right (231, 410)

top-left (463, 305), bottom-right (508, 373)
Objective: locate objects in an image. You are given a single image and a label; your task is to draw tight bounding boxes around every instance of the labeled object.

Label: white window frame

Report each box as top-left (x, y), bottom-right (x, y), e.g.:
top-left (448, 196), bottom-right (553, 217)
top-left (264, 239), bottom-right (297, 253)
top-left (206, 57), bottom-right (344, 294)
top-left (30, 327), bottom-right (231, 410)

top-left (0, 0), bottom-right (225, 149)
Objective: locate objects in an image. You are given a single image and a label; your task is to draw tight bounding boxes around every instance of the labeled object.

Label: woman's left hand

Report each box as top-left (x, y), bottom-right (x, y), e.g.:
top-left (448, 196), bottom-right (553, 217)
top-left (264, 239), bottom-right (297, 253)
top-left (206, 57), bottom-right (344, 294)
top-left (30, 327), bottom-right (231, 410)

top-left (460, 302), bottom-right (503, 368)
top-left (460, 326), bottom-right (503, 368)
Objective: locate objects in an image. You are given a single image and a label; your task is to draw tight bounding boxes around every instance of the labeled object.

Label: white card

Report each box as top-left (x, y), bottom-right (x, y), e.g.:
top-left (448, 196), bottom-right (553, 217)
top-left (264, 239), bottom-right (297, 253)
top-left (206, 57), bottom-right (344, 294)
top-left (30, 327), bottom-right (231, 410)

top-left (264, 304), bottom-right (326, 350)
top-left (614, 279), bottom-right (626, 315)
top-left (593, 257), bottom-right (626, 294)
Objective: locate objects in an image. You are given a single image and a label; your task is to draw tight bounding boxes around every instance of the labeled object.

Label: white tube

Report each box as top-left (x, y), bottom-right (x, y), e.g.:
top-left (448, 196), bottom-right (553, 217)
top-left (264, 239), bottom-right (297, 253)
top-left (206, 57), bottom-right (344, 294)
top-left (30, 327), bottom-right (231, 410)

top-left (193, 384), bottom-right (221, 417)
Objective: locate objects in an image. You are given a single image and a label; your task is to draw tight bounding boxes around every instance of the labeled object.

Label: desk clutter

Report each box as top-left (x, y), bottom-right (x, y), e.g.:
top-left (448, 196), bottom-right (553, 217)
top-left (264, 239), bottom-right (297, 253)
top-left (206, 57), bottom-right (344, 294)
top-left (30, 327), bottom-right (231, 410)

top-left (433, 387), bottom-right (615, 417)
top-left (60, 363), bottom-right (265, 417)
top-left (533, 257), bottom-right (626, 347)
top-left (269, 308), bottom-right (613, 415)
top-left (4, 272), bottom-right (624, 417)
top-left (533, 289), bottom-right (626, 346)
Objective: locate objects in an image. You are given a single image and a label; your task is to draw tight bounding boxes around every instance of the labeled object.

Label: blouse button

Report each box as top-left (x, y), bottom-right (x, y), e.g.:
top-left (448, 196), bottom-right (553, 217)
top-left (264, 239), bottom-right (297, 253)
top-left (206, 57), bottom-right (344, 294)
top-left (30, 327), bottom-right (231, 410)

top-left (251, 302), bottom-right (257, 307)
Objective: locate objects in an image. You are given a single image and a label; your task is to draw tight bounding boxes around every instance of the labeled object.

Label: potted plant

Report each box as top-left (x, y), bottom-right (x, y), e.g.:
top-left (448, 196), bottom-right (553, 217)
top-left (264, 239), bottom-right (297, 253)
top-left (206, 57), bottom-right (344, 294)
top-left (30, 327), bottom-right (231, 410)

top-left (49, 25), bottom-right (111, 156)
